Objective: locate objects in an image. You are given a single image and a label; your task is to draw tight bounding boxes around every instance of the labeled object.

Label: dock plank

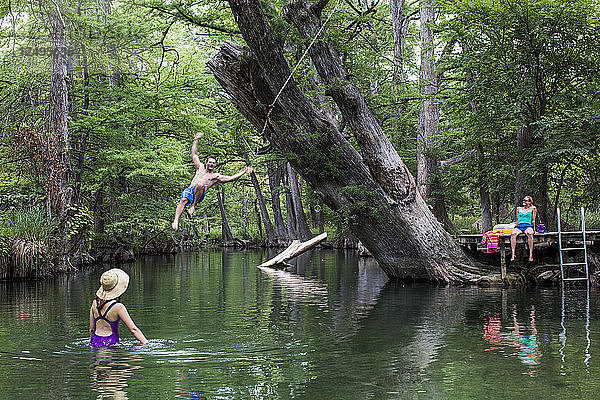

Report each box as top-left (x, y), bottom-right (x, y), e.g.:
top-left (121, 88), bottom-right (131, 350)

top-left (457, 231), bottom-right (600, 245)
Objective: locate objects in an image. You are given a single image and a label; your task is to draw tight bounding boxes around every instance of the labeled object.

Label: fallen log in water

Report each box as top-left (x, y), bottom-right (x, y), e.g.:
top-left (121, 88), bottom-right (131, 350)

top-left (258, 232), bottom-right (327, 268)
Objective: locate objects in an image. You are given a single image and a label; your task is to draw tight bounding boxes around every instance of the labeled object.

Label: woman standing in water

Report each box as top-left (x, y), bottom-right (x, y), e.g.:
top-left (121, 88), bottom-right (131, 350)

top-left (89, 268), bottom-right (148, 346)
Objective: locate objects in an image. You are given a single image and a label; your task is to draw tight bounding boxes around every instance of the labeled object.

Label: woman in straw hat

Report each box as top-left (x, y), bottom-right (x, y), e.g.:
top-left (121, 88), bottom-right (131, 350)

top-left (89, 268), bottom-right (148, 346)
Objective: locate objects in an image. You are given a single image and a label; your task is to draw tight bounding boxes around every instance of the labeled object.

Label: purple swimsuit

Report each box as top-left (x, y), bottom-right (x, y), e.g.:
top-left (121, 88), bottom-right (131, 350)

top-left (90, 300), bottom-right (121, 347)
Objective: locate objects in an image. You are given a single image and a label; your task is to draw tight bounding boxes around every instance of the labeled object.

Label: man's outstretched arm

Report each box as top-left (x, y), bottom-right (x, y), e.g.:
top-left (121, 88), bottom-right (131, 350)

top-left (191, 132), bottom-right (204, 170)
top-left (217, 166), bottom-right (253, 183)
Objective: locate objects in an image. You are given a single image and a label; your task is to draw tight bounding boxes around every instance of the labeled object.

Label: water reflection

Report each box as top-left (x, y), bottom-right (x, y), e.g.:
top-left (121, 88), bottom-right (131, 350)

top-left (90, 348), bottom-right (142, 400)
top-left (3, 251), bottom-right (600, 399)
top-left (512, 305), bottom-right (541, 374)
top-left (482, 304), bottom-right (543, 374)
top-left (560, 286), bottom-right (592, 373)
top-left (482, 314), bottom-right (502, 351)
top-left (258, 252), bottom-right (389, 340)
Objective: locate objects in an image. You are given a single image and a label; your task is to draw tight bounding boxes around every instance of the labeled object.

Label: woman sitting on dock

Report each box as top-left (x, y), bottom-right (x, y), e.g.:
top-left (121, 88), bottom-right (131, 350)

top-left (511, 196), bottom-right (537, 262)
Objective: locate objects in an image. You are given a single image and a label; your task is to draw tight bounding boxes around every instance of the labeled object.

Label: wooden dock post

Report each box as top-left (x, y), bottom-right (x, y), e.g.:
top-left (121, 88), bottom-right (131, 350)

top-left (499, 239), bottom-right (506, 279)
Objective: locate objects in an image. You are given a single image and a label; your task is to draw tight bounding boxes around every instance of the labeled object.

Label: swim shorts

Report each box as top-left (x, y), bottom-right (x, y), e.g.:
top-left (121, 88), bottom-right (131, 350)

top-left (515, 222), bottom-right (534, 232)
top-left (181, 185), bottom-right (206, 206)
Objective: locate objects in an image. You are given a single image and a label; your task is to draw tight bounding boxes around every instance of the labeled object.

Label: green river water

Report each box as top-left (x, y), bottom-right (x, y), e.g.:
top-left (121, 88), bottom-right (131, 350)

top-left (0, 249), bottom-right (598, 399)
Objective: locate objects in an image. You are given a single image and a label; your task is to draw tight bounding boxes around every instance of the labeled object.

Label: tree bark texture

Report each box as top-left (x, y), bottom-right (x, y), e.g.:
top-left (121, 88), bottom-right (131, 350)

top-left (208, 0), bottom-right (486, 282)
top-left (514, 124), bottom-right (551, 227)
top-left (242, 189), bottom-right (249, 237)
top-left (93, 188), bottom-right (105, 235)
top-left (49, 3), bottom-right (86, 266)
top-left (254, 200), bottom-right (263, 239)
top-left (514, 124), bottom-right (548, 225)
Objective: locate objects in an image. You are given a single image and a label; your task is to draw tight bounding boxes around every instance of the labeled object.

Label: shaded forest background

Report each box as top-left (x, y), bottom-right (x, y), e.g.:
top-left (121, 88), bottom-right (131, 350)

top-left (1, 0), bottom-right (599, 278)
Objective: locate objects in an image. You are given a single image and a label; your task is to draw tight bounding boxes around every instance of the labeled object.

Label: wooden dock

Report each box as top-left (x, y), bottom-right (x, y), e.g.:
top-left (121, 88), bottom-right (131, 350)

top-left (457, 231), bottom-right (600, 279)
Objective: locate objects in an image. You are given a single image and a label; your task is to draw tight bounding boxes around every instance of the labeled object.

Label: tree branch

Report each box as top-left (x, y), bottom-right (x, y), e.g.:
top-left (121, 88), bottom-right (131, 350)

top-left (439, 149), bottom-right (476, 169)
top-left (311, 0), bottom-right (331, 17)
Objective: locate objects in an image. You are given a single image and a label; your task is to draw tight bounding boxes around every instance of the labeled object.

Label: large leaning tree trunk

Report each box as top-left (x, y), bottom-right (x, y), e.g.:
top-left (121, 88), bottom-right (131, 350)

top-left (208, 0), bottom-right (488, 282)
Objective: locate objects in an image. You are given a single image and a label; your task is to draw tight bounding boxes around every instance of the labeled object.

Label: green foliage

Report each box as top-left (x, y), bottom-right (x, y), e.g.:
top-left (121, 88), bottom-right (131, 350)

top-left (436, 0), bottom-right (600, 225)
top-left (0, 206), bottom-right (57, 244)
top-left (451, 215), bottom-right (481, 235)
top-left (2, 0), bottom-right (600, 278)
top-left (583, 211), bottom-right (600, 231)
top-left (0, 206), bottom-right (58, 279)
top-left (338, 185), bottom-right (385, 224)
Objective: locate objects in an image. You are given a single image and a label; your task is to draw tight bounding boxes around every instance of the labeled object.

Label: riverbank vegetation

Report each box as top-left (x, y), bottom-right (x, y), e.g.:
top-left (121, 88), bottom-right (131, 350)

top-left (1, 0), bottom-right (599, 280)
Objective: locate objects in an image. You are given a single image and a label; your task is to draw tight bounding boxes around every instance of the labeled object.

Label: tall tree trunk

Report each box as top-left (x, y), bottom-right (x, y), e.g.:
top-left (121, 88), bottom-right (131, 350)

top-left (477, 145), bottom-right (493, 233)
top-left (217, 187), bottom-right (235, 245)
top-left (284, 167), bottom-right (299, 240)
top-left (267, 161), bottom-right (288, 242)
top-left (242, 189), bottom-right (249, 238)
top-left (466, 70), bottom-right (492, 233)
top-left (49, 5), bottom-right (70, 217)
top-left (514, 124), bottom-right (550, 227)
top-left (417, 0), bottom-right (435, 201)
top-left (249, 170), bottom-right (276, 244)
top-left (417, 0), bottom-right (452, 231)
top-left (208, 0), bottom-right (486, 282)
top-left (49, 2), bottom-right (77, 266)
top-left (92, 189), bottom-right (105, 235)
top-left (254, 200), bottom-right (263, 239)
top-left (308, 197), bottom-right (317, 229)
top-left (287, 162), bottom-right (313, 240)
top-left (391, 0), bottom-right (408, 85)
top-left (514, 124), bottom-right (534, 209)
top-left (317, 201), bottom-right (324, 234)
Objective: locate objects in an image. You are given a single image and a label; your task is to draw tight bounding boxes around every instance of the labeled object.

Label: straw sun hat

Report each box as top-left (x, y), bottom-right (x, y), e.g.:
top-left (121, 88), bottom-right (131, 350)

top-left (96, 268), bottom-right (130, 300)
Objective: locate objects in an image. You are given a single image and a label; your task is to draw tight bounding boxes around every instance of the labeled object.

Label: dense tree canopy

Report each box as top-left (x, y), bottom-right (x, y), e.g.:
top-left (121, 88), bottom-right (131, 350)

top-left (1, 0), bottom-right (599, 279)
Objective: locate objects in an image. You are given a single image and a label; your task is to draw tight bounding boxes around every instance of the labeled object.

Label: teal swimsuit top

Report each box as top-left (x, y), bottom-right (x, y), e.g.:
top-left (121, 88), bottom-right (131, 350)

top-left (518, 208), bottom-right (533, 225)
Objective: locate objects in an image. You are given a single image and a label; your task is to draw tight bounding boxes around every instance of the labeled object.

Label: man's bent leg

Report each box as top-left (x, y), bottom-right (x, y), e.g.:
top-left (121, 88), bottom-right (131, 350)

top-left (187, 185), bottom-right (205, 217)
top-left (172, 197), bottom-right (189, 230)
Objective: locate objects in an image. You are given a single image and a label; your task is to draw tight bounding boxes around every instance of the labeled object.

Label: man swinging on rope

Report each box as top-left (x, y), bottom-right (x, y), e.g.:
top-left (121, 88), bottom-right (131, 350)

top-left (172, 132), bottom-right (253, 230)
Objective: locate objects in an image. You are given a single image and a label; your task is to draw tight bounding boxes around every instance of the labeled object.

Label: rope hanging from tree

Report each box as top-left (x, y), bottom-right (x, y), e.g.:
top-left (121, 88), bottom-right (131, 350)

top-left (259, 0), bottom-right (342, 138)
